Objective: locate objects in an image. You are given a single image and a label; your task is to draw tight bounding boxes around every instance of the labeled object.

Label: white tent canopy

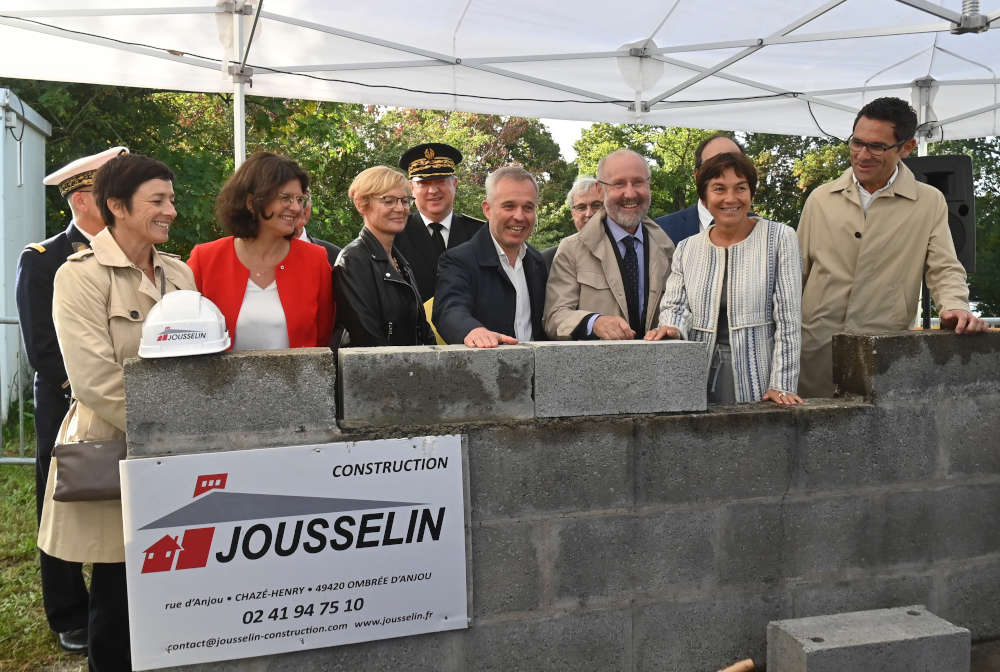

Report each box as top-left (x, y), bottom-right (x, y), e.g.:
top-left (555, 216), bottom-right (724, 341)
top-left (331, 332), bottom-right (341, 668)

top-left (1, 0), bottom-right (998, 154)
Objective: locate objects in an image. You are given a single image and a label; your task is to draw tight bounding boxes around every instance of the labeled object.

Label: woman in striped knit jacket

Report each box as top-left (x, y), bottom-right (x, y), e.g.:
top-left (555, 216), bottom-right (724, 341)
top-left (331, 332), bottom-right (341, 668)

top-left (645, 152), bottom-right (803, 406)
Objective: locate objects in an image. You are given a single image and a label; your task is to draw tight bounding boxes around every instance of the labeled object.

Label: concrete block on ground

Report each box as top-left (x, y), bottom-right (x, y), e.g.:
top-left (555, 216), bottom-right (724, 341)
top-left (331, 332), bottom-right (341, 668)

top-left (124, 348), bottom-right (339, 456)
top-left (767, 605), bottom-right (970, 672)
top-left (337, 345), bottom-right (533, 429)
top-left (833, 331), bottom-right (1000, 401)
top-left (466, 419), bottom-right (634, 519)
top-left (530, 340), bottom-right (707, 418)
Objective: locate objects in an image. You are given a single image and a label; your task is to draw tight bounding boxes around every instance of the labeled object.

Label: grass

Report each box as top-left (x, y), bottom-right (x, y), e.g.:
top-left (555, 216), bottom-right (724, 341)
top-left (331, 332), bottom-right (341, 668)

top-left (1, 400), bottom-right (86, 672)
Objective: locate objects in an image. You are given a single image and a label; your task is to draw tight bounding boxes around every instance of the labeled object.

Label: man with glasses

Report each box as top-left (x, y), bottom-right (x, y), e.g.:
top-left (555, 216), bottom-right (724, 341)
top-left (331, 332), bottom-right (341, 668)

top-left (541, 176), bottom-right (603, 269)
top-left (655, 133), bottom-right (746, 245)
top-left (395, 142), bottom-right (485, 301)
top-left (544, 149), bottom-right (674, 340)
top-left (797, 97), bottom-right (986, 397)
top-left (14, 146), bottom-right (127, 654)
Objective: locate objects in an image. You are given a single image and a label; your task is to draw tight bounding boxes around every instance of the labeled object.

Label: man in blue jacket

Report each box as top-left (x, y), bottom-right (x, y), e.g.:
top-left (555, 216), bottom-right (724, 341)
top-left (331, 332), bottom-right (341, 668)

top-left (655, 133), bottom-right (745, 245)
top-left (433, 166), bottom-right (547, 348)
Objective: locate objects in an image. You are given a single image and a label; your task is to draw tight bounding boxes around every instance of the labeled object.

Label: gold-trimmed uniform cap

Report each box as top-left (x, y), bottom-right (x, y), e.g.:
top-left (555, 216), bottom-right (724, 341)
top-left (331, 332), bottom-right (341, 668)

top-left (399, 143), bottom-right (462, 180)
top-left (44, 146), bottom-right (129, 197)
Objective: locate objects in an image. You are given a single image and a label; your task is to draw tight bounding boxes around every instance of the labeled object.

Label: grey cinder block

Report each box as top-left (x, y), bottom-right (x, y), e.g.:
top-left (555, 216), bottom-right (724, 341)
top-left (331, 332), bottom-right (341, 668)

top-left (833, 331), bottom-right (1000, 401)
top-left (471, 521), bottom-right (541, 617)
top-left (466, 419), bottom-right (634, 520)
top-left (767, 605), bottom-right (970, 672)
top-left (555, 509), bottom-right (715, 599)
top-left (124, 348), bottom-right (338, 456)
top-left (337, 345), bottom-right (534, 429)
top-left (530, 340), bottom-right (708, 418)
top-left (635, 407), bottom-right (796, 505)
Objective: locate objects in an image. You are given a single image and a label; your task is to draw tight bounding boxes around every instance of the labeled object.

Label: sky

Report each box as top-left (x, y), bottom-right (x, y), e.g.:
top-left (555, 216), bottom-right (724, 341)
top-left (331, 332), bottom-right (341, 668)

top-left (541, 119), bottom-right (593, 162)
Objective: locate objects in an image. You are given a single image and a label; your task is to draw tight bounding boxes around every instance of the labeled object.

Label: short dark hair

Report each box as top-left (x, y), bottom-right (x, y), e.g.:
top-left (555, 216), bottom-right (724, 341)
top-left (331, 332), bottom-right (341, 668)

top-left (853, 97), bottom-right (917, 142)
top-left (696, 152), bottom-right (758, 202)
top-left (216, 152), bottom-right (309, 238)
top-left (93, 154), bottom-right (174, 228)
top-left (694, 133), bottom-right (745, 169)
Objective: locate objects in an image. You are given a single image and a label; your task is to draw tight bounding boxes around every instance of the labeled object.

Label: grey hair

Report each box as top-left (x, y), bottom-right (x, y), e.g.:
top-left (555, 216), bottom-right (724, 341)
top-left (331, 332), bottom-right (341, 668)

top-left (565, 176), bottom-right (599, 207)
top-left (485, 165), bottom-right (538, 202)
top-left (596, 149), bottom-right (651, 182)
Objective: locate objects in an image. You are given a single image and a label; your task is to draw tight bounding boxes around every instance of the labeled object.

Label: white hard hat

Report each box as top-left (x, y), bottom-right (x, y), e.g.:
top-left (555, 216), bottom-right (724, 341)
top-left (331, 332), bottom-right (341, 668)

top-left (138, 290), bottom-right (230, 358)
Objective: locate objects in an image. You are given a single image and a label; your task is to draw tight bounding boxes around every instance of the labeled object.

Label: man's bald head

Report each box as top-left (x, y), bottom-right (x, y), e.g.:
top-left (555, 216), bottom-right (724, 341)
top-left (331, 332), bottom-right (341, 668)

top-left (694, 134), bottom-right (744, 170)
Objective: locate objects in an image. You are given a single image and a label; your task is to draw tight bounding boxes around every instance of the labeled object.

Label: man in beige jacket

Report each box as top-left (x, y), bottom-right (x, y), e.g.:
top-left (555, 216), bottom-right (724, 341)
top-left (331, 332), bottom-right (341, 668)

top-left (798, 97), bottom-right (987, 397)
top-left (544, 149), bottom-right (674, 340)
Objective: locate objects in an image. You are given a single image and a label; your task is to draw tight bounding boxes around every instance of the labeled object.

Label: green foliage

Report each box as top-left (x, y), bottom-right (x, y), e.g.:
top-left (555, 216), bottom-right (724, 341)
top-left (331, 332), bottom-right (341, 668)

top-left (574, 123), bottom-right (714, 218)
top-left (746, 133), bottom-right (846, 226)
top-left (1, 406), bottom-right (83, 672)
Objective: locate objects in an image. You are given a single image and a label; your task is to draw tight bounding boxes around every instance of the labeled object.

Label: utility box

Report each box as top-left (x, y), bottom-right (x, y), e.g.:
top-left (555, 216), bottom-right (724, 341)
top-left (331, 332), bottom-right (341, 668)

top-left (767, 605), bottom-right (970, 672)
top-left (1, 88), bottom-right (51, 422)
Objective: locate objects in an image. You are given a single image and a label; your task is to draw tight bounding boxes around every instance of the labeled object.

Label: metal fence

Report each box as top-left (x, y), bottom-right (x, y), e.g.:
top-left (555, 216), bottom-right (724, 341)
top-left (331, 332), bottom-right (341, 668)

top-left (1, 315), bottom-right (32, 465)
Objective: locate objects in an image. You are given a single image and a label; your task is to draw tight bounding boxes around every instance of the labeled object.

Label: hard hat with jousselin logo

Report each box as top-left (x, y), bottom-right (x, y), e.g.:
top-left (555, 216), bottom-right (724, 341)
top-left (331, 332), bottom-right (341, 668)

top-left (138, 290), bottom-right (230, 358)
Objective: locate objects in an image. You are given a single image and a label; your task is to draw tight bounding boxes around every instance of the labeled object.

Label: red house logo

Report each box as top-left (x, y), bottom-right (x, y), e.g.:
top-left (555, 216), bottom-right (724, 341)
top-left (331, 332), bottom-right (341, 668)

top-left (140, 474), bottom-right (228, 574)
top-left (142, 535), bottom-right (182, 573)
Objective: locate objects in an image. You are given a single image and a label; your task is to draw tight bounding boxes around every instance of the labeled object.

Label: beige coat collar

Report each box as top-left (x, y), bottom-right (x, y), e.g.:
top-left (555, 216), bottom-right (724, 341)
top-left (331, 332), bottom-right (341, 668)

top-left (831, 161), bottom-right (919, 204)
top-left (89, 228), bottom-right (187, 302)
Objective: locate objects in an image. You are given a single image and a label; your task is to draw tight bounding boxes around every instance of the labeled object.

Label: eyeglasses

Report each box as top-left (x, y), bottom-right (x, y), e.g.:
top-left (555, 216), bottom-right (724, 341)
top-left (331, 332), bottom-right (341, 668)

top-left (276, 193), bottom-right (308, 207)
top-left (847, 136), bottom-right (907, 157)
top-left (597, 178), bottom-right (649, 192)
top-left (376, 195), bottom-right (415, 208)
top-left (571, 200), bottom-right (605, 213)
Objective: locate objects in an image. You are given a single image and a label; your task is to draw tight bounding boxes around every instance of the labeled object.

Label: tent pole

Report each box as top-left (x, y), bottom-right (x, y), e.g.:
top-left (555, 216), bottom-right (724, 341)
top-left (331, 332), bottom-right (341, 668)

top-left (915, 80), bottom-right (931, 328)
top-left (232, 6), bottom-right (247, 168)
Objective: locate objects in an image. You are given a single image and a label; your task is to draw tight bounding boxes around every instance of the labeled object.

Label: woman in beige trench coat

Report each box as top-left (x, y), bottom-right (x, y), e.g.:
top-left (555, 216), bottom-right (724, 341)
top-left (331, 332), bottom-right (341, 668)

top-left (40, 153), bottom-right (195, 671)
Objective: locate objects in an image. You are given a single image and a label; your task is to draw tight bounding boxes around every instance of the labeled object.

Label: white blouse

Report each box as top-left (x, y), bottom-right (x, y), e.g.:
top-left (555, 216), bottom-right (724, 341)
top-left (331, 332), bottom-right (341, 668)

top-left (233, 279), bottom-right (289, 351)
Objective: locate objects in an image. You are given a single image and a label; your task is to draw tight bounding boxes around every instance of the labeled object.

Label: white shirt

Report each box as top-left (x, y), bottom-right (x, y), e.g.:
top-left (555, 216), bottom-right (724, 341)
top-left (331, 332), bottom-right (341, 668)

top-left (233, 279), bottom-right (290, 351)
top-left (489, 234), bottom-right (533, 342)
top-left (73, 219), bottom-right (96, 242)
top-left (854, 165), bottom-right (899, 213)
top-left (697, 199), bottom-right (713, 231)
top-left (419, 211), bottom-right (454, 246)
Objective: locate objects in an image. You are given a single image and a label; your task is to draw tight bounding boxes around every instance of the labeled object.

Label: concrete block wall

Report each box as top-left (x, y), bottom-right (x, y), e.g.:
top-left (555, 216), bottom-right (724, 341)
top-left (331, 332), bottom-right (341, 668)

top-left (123, 331), bottom-right (1000, 672)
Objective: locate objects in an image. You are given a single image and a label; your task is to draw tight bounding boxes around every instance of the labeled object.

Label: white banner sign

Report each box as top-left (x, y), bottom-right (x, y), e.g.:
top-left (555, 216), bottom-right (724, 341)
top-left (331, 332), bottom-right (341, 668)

top-left (122, 436), bottom-right (468, 670)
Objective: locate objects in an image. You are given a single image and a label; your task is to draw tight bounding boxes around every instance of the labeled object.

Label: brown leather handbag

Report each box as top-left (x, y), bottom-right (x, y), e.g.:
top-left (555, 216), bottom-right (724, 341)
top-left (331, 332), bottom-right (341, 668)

top-left (52, 439), bottom-right (126, 501)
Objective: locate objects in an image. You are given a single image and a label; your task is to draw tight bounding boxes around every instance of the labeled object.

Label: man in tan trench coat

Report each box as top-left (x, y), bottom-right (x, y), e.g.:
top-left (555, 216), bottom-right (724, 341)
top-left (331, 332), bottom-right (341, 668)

top-left (798, 97), bottom-right (987, 397)
top-left (544, 149), bottom-right (674, 340)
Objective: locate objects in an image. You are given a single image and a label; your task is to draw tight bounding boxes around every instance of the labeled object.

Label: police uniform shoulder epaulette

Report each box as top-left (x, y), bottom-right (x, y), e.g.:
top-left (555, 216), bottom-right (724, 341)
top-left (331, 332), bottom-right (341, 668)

top-left (25, 242), bottom-right (47, 253)
top-left (66, 248), bottom-right (95, 262)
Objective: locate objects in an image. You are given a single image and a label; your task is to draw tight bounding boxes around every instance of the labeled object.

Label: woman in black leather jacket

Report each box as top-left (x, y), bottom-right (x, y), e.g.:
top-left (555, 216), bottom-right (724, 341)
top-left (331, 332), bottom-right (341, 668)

top-left (334, 165), bottom-right (435, 346)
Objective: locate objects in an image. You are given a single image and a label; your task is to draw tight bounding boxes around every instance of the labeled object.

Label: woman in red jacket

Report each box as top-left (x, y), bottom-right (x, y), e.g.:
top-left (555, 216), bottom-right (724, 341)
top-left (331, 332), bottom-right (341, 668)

top-left (188, 152), bottom-right (333, 349)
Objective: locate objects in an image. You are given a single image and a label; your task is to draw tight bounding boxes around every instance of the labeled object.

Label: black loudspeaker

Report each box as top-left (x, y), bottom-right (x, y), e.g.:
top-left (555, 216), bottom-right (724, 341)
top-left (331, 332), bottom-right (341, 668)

top-left (903, 154), bottom-right (976, 273)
